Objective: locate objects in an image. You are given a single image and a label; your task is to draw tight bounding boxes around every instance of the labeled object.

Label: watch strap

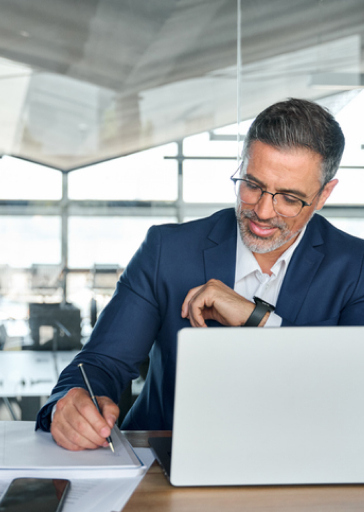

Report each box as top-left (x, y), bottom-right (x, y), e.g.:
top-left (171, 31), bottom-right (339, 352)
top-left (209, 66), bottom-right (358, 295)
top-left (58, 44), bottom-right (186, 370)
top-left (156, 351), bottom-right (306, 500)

top-left (245, 296), bottom-right (275, 327)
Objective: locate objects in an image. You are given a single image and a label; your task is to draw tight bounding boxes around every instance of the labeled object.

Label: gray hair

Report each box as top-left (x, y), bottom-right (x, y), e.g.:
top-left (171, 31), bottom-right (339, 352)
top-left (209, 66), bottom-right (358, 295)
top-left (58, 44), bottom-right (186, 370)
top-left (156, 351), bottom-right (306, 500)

top-left (242, 98), bottom-right (345, 184)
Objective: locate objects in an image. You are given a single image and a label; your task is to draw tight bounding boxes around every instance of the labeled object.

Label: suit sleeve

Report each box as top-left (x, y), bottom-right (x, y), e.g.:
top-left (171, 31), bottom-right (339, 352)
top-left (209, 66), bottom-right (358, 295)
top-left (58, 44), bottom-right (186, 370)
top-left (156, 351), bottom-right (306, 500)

top-left (36, 226), bottom-right (163, 431)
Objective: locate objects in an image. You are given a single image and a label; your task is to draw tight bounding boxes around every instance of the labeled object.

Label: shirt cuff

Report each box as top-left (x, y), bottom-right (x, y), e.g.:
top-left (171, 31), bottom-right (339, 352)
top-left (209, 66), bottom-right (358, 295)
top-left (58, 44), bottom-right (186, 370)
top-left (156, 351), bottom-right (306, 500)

top-left (51, 404), bottom-right (57, 422)
top-left (264, 311), bottom-right (282, 327)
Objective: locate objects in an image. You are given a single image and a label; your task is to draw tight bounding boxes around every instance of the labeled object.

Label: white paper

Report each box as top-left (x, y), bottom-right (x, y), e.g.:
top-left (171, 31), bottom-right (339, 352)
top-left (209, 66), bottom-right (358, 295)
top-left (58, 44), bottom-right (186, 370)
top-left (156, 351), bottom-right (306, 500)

top-left (0, 422), bottom-right (145, 479)
top-left (0, 448), bottom-right (155, 512)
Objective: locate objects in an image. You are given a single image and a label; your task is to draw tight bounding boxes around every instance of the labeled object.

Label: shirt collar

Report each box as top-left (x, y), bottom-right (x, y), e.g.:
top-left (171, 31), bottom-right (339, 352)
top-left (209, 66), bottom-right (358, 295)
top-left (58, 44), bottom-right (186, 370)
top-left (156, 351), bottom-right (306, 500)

top-left (235, 224), bottom-right (307, 282)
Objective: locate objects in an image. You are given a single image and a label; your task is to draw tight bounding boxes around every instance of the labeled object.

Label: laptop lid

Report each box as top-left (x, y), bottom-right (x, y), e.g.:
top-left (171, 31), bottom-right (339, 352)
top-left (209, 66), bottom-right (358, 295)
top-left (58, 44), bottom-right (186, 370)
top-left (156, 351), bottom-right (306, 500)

top-left (169, 326), bottom-right (364, 486)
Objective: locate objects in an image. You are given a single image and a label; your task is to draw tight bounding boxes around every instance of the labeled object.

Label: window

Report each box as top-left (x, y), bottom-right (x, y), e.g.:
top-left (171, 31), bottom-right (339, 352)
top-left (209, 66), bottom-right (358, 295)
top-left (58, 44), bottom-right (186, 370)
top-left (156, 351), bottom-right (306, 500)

top-left (0, 157), bottom-right (62, 200)
top-left (68, 216), bottom-right (177, 268)
top-left (0, 216), bottom-right (61, 267)
top-left (68, 144), bottom-right (178, 201)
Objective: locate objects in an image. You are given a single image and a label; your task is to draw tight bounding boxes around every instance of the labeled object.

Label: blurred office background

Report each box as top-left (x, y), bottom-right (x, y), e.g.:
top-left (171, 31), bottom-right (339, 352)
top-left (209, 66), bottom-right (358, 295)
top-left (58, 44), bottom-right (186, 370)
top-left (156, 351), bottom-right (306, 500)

top-left (0, 0), bottom-right (364, 419)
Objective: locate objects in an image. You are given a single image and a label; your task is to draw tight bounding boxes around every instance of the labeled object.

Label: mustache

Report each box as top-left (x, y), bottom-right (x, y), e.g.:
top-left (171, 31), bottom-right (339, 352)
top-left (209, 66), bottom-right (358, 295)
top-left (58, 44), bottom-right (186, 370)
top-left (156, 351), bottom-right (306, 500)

top-left (239, 207), bottom-right (288, 230)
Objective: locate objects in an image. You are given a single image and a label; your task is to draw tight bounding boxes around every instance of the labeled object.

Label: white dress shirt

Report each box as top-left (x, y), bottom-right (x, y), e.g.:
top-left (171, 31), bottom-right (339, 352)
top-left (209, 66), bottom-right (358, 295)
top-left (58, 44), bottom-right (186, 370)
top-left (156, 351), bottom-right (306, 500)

top-left (234, 226), bottom-right (306, 327)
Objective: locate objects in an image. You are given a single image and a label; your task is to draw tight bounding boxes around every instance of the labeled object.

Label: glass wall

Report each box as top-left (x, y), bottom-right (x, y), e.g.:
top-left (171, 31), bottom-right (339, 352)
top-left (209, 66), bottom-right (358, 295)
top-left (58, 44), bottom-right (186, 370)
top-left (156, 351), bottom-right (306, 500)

top-left (2, 85), bottom-right (364, 354)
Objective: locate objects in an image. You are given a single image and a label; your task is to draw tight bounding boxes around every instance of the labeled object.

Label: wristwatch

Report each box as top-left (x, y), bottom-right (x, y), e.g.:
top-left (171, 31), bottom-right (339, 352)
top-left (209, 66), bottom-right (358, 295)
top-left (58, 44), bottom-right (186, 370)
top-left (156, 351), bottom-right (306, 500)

top-left (245, 296), bottom-right (275, 327)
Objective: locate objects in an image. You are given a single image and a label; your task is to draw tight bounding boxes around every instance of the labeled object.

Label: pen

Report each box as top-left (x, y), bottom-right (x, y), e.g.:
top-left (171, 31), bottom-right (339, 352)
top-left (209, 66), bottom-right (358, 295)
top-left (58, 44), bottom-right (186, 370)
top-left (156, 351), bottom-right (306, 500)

top-left (78, 363), bottom-right (115, 453)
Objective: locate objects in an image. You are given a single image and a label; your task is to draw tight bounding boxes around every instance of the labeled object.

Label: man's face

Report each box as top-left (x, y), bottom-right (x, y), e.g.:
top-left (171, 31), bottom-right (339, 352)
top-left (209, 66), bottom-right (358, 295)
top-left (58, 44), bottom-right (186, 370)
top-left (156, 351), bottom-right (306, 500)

top-left (236, 141), bottom-right (337, 257)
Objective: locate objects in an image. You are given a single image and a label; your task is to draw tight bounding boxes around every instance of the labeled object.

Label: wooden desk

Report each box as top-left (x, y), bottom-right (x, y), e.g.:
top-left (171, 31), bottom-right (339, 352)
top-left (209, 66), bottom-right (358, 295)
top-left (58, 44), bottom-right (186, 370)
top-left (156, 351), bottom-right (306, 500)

top-left (123, 431), bottom-right (364, 512)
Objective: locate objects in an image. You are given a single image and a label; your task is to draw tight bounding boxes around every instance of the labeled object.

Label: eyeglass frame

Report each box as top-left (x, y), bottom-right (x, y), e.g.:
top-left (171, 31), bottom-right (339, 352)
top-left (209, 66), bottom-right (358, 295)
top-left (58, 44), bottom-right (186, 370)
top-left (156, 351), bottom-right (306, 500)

top-left (230, 172), bottom-right (325, 218)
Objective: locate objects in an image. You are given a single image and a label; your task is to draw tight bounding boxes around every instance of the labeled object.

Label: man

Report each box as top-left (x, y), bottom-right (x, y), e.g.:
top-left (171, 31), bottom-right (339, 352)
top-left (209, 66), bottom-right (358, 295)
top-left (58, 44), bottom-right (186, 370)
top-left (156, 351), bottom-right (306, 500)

top-left (36, 98), bottom-right (364, 451)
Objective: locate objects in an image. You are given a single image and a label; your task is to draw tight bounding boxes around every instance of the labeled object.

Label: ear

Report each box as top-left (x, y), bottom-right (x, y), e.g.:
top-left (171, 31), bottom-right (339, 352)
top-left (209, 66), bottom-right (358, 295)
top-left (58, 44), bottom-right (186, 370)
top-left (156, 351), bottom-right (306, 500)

top-left (316, 179), bottom-right (338, 210)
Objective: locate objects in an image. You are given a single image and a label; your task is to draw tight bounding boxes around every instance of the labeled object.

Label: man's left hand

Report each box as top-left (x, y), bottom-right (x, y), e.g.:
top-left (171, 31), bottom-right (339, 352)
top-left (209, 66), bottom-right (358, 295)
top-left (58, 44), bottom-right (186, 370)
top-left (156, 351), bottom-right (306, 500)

top-left (181, 279), bottom-right (263, 327)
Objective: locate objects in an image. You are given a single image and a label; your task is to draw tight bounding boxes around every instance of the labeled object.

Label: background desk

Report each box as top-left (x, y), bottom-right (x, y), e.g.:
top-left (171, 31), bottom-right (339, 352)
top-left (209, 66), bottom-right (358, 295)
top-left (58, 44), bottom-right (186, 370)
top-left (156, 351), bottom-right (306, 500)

top-left (123, 431), bottom-right (364, 512)
top-left (0, 351), bottom-right (78, 419)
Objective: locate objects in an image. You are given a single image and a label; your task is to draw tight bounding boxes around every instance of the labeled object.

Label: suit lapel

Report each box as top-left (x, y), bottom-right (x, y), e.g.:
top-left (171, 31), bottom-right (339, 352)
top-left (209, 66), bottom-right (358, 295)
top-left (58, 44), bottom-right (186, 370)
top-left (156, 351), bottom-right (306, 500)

top-left (275, 216), bottom-right (325, 324)
top-left (203, 209), bottom-right (237, 289)
top-left (201, 211), bottom-right (326, 325)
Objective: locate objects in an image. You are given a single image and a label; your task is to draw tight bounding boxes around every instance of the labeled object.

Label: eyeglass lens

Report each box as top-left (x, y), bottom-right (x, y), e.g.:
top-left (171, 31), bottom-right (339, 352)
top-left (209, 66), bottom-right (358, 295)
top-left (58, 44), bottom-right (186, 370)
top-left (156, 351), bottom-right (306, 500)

top-left (234, 180), bottom-right (303, 217)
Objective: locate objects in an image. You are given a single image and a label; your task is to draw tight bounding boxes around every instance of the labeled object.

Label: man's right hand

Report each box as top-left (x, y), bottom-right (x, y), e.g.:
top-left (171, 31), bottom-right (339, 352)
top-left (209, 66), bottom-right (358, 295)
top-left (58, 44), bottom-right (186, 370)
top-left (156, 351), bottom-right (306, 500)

top-left (50, 388), bottom-right (119, 451)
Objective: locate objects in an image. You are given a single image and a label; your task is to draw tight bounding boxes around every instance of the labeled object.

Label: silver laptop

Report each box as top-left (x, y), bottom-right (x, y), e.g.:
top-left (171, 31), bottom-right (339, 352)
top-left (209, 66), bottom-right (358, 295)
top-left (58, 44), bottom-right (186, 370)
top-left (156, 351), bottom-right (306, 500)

top-left (149, 326), bottom-right (364, 486)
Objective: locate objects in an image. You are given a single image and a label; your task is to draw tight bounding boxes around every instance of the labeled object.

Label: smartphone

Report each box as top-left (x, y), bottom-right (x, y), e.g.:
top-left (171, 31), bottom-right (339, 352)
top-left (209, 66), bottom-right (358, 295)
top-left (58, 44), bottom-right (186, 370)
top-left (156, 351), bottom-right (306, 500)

top-left (0, 478), bottom-right (70, 512)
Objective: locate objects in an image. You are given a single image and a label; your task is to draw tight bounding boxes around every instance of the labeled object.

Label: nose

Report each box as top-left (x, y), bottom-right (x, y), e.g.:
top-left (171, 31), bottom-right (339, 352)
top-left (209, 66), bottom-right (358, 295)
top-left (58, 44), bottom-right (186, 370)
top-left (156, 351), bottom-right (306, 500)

top-left (253, 191), bottom-right (276, 219)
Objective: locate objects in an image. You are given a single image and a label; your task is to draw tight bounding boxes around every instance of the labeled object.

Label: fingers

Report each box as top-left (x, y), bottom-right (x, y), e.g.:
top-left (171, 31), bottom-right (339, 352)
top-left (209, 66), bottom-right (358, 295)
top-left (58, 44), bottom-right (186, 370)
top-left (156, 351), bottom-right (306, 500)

top-left (51, 388), bottom-right (119, 451)
top-left (181, 283), bottom-right (211, 327)
top-left (51, 421), bottom-right (92, 452)
top-left (98, 396), bottom-right (120, 430)
top-left (181, 284), bottom-right (204, 320)
top-left (181, 280), bottom-right (221, 327)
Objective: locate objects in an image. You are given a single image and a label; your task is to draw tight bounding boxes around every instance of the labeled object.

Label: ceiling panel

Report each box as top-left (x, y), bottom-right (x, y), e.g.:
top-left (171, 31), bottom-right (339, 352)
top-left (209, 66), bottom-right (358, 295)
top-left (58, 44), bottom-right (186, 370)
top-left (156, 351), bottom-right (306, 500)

top-left (0, 0), bottom-right (362, 170)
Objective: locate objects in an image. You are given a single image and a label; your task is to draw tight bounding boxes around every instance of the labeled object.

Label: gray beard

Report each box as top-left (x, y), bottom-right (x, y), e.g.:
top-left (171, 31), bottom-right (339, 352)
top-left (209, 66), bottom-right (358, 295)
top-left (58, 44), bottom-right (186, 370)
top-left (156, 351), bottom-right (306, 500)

top-left (235, 202), bottom-right (308, 254)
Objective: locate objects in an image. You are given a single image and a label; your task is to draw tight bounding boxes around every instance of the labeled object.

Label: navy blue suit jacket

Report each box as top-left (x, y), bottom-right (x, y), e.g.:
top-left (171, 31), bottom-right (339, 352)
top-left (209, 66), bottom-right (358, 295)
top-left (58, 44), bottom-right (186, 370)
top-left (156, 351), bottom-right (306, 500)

top-left (36, 208), bottom-right (364, 431)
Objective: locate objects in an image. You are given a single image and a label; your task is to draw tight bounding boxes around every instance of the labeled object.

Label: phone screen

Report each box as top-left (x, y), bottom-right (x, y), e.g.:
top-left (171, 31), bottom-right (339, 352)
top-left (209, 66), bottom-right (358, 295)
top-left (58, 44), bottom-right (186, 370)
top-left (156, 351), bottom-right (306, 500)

top-left (0, 478), bottom-right (70, 512)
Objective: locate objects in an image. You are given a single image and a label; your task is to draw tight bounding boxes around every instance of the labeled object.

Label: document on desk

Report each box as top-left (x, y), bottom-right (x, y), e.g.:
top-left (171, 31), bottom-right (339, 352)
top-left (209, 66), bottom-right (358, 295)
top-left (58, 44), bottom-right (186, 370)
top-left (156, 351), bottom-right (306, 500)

top-left (0, 447), bottom-right (155, 512)
top-left (0, 421), bottom-right (145, 479)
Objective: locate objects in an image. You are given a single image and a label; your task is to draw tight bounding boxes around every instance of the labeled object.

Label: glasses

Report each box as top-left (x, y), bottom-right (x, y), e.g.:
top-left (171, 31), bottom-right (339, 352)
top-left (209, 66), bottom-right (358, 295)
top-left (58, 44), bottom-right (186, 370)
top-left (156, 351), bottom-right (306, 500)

top-left (231, 175), bottom-right (323, 218)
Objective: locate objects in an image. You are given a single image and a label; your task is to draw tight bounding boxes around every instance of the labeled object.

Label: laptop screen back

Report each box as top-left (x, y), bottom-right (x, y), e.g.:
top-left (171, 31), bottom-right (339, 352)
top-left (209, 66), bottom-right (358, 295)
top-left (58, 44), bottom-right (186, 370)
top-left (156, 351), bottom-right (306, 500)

top-left (170, 326), bottom-right (364, 486)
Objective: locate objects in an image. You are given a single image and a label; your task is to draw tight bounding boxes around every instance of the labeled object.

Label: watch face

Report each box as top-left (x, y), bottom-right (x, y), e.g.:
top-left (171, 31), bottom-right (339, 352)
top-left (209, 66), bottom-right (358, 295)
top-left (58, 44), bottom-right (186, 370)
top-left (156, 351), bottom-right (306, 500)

top-left (253, 297), bottom-right (275, 311)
